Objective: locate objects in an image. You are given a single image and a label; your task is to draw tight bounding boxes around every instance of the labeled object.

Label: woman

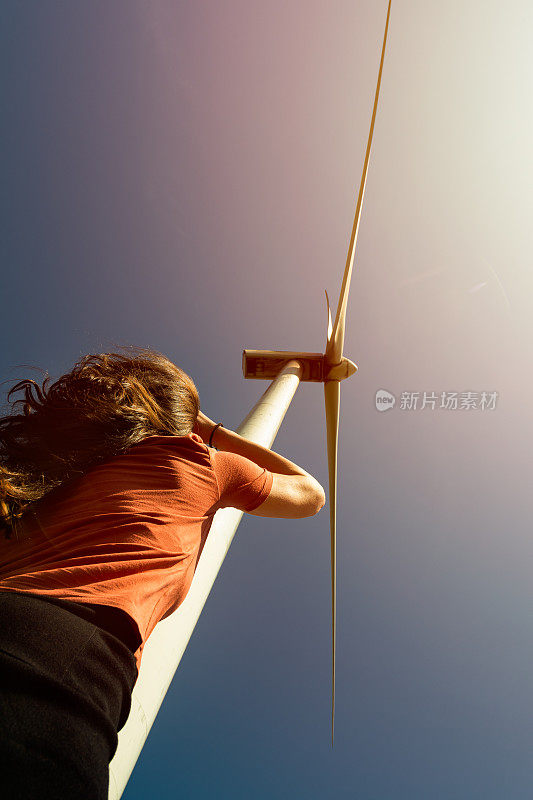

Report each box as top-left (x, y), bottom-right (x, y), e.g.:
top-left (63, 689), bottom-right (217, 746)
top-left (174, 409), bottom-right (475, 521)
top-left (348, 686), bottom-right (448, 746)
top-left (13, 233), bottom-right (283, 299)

top-left (0, 346), bottom-right (324, 799)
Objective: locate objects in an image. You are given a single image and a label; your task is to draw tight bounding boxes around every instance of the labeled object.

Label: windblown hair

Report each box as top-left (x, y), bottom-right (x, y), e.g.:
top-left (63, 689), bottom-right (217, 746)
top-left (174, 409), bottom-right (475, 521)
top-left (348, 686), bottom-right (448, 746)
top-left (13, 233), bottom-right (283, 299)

top-left (0, 346), bottom-right (199, 540)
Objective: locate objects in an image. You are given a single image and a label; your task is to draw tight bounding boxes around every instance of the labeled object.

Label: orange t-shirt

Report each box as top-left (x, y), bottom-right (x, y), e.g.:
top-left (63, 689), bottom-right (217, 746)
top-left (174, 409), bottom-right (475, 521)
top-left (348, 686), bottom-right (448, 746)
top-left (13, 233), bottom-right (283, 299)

top-left (0, 433), bottom-right (273, 671)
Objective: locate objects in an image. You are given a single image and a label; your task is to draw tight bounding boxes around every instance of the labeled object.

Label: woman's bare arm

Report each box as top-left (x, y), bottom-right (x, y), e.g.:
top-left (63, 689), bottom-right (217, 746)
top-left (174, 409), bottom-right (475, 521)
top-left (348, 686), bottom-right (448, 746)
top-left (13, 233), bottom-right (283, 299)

top-left (195, 411), bottom-right (325, 518)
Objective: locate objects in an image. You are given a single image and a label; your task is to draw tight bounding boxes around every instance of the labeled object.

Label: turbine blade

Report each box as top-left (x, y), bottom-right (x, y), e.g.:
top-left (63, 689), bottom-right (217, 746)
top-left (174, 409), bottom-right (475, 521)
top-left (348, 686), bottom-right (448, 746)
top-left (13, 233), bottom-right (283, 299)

top-left (324, 378), bottom-right (340, 746)
top-left (325, 289), bottom-right (333, 344)
top-left (326, 0), bottom-right (392, 365)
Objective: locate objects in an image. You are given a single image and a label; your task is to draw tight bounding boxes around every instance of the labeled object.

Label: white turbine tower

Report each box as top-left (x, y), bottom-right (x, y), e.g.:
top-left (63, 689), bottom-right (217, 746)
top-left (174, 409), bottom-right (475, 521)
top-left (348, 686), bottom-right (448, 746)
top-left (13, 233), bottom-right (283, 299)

top-left (108, 2), bottom-right (391, 794)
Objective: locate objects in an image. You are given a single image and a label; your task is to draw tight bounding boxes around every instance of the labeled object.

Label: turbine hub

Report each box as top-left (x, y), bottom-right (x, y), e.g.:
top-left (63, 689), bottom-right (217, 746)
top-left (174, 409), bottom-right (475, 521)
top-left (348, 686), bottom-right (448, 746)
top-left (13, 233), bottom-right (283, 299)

top-left (324, 357), bottom-right (358, 382)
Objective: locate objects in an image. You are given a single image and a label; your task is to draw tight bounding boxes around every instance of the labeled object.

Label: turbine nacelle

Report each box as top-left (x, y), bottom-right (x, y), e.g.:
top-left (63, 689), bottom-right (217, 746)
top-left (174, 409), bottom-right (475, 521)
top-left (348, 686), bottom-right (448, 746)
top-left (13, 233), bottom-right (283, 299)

top-left (242, 350), bottom-right (358, 383)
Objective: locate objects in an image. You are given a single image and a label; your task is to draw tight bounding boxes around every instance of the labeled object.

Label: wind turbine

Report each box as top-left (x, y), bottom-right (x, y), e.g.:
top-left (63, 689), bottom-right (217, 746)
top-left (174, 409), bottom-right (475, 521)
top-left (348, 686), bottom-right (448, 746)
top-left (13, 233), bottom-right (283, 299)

top-left (108, 3), bottom-right (391, 794)
top-left (242, 0), bottom-right (392, 745)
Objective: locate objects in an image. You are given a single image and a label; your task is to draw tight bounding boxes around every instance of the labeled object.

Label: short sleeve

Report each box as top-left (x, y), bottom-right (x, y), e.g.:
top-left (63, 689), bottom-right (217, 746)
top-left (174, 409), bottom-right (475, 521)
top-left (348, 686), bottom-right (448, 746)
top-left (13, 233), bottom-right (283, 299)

top-left (210, 450), bottom-right (274, 512)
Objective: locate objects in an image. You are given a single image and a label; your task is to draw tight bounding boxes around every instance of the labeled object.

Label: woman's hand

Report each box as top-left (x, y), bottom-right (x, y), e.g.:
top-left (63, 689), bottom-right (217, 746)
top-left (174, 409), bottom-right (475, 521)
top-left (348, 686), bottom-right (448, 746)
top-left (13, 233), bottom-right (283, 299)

top-left (194, 410), bottom-right (218, 443)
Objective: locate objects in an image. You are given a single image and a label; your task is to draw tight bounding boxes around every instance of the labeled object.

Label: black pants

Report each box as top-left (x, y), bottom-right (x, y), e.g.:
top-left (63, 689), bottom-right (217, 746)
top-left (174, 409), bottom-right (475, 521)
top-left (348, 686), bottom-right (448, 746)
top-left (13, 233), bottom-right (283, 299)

top-left (0, 591), bottom-right (140, 800)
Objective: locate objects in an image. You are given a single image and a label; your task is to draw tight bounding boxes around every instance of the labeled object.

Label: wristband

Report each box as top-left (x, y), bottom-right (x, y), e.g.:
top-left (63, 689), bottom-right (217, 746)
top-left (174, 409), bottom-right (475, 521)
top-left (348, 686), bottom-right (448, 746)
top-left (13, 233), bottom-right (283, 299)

top-left (209, 423), bottom-right (223, 448)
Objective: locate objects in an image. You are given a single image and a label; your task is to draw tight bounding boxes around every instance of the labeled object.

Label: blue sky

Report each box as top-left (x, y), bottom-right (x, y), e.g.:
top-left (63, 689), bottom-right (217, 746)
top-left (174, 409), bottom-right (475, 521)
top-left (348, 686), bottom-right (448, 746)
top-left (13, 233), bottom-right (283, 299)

top-left (2, 2), bottom-right (532, 798)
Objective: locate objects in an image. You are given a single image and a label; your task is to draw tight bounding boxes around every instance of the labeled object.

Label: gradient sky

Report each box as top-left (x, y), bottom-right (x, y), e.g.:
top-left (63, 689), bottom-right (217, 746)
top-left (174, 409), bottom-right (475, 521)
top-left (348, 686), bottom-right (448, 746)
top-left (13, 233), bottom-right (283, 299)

top-left (2, 2), bottom-right (532, 798)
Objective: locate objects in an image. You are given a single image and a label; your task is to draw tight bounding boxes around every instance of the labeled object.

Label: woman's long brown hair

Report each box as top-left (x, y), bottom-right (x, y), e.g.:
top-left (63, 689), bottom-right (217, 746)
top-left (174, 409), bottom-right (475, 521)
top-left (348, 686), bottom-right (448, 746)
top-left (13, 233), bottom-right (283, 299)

top-left (0, 346), bottom-right (199, 540)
